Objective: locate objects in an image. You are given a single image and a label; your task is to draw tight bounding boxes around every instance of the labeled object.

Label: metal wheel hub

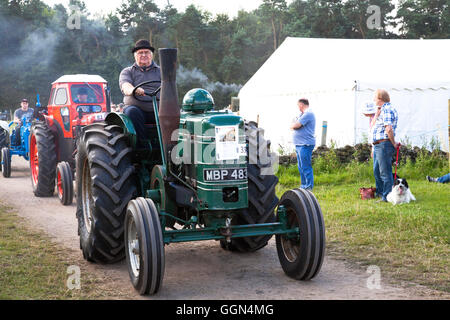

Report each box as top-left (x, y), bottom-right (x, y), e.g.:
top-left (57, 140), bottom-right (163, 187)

top-left (30, 134), bottom-right (39, 184)
top-left (57, 170), bottom-right (63, 198)
top-left (81, 159), bottom-right (94, 233)
top-left (127, 217), bottom-right (140, 278)
top-left (281, 208), bottom-right (301, 263)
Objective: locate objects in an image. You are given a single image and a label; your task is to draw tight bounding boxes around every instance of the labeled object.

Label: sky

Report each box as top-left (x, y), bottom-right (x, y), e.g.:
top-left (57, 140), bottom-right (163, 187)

top-left (42, 0), bottom-right (273, 18)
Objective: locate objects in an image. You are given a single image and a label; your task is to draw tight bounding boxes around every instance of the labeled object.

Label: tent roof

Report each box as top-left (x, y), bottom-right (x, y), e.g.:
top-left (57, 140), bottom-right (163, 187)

top-left (239, 37), bottom-right (450, 97)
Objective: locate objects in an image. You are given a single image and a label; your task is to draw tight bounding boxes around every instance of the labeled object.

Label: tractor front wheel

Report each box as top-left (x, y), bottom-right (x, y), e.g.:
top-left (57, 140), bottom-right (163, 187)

top-left (56, 161), bottom-right (74, 206)
top-left (125, 197), bottom-right (165, 295)
top-left (29, 122), bottom-right (57, 196)
top-left (276, 188), bottom-right (325, 280)
top-left (1, 147), bottom-right (11, 178)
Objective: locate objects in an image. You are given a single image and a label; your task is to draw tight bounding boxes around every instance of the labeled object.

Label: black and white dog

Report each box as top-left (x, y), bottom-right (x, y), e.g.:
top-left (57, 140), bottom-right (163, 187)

top-left (386, 178), bottom-right (416, 205)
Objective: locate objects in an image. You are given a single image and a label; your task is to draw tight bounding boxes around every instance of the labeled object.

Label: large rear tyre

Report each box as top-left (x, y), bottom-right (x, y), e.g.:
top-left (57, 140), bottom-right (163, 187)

top-left (125, 198), bottom-right (165, 295)
top-left (276, 188), bottom-right (325, 280)
top-left (56, 161), bottom-right (74, 206)
top-left (1, 147), bottom-right (11, 178)
top-left (30, 122), bottom-right (57, 196)
top-left (220, 122), bottom-right (279, 252)
top-left (76, 123), bottom-right (137, 264)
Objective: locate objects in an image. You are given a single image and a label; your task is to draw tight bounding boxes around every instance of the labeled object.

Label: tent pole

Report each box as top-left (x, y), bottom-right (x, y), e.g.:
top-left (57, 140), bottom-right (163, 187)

top-left (321, 121), bottom-right (328, 146)
top-left (353, 81), bottom-right (358, 146)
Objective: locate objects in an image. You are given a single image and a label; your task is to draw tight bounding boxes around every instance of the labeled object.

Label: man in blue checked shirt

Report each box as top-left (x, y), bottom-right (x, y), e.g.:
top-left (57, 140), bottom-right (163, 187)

top-left (371, 89), bottom-right (400, 202)
top-left (291, 98), bottom-right (316, 190)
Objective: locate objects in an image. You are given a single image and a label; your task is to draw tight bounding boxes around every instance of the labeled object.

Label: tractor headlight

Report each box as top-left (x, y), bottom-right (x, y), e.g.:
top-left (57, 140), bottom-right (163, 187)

top-left (61, 107), bottom-right (69, 117)
top-left (60, 107), bottom-right (70, 131)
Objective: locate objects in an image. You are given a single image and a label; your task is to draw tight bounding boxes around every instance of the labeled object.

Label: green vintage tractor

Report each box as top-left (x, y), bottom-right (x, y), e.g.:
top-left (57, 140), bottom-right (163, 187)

top-left (76, 49), bottom-right (325, 295)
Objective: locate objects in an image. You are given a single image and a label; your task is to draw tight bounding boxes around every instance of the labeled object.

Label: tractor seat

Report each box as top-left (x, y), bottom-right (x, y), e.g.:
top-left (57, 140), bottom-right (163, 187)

top-left (143, 123), bottom-right (160, 152)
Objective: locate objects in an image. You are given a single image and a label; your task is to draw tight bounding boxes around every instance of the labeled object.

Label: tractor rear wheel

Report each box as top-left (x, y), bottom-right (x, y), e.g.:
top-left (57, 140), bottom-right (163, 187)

top-left (30, 122), bottom-right (57, 196)
top-left (220, 122), bottom-right (279, 252)
top-left (276, 188), bottom-right (325, 280)
top-left (76, 123), bottom-right (137, 264)
top-left (125, 197), bottom-right (165, 295)
top-left (56, 161), bottom-right (74, 206)
top-left (1, 147), bottom-right (11, 178)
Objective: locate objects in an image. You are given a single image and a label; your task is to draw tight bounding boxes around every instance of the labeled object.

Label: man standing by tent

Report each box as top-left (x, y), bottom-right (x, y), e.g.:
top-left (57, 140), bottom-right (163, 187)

top-left (291, 98), bottom-right (316, 190)
top-left (372, 89), bottom-right (399, 202)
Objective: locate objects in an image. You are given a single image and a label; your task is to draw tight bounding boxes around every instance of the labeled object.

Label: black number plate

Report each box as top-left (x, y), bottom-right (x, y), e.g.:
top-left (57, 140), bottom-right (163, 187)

top-left (203, 168), bottom-right (247, 182)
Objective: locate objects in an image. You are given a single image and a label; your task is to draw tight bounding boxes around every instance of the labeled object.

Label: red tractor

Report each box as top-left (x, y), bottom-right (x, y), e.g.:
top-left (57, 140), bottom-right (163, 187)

top-left (30, 74), bottom-right (111, 205)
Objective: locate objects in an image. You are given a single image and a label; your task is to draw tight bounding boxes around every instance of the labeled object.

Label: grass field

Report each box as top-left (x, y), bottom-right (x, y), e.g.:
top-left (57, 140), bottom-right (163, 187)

top-left (0, 204), bottom-right (109, 300)
top-left (276, 159), bottom-right (450, 292)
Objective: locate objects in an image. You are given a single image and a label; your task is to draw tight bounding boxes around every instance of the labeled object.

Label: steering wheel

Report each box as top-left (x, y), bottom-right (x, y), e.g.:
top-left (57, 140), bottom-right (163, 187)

top-left (132, 80), bottom-right (161, 103)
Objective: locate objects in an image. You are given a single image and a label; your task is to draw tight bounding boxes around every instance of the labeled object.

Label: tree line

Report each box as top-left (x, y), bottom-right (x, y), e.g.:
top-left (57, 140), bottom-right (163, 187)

top-left (0, 0), bottom-right (448, 111)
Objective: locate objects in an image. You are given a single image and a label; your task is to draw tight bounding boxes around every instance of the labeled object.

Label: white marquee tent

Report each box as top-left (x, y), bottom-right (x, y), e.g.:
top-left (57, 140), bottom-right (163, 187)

top-left (238, 37), bottom-right (450, 152)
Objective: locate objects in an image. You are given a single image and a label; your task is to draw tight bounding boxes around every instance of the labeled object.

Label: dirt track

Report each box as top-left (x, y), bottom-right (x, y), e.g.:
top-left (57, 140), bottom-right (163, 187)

top-left (0, 157), bottom-right (447, 300)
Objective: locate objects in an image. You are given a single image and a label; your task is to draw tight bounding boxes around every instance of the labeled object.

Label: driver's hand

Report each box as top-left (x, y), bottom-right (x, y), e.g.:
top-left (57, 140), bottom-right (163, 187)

top-left (135, 87), bottom-right (145, 96)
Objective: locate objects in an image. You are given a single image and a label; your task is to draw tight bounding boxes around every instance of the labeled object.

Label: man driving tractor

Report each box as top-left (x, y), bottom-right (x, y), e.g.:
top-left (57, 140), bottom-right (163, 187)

top-left (13, 98), bottom-right (33, 146)
top-left (119, 39), bottom-right (161, 149)
top-left (74, 87), bottom-right (89, 104)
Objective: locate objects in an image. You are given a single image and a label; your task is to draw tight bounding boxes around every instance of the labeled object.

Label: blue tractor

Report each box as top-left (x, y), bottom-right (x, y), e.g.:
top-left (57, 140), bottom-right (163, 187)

top-left (1, 96), bottom-right (40, 178)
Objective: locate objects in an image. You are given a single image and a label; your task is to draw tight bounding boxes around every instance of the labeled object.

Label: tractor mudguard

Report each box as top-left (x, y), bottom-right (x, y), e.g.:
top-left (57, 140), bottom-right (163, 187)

top-left (43, 114), bottom-right (55, 128)
top-left (105, 112), bottom-right (137, 148)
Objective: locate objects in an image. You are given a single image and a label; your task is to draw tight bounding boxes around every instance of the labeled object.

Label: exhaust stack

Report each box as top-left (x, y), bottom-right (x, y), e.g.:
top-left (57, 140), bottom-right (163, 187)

top-left (158, 48), bottom-right (180, 161)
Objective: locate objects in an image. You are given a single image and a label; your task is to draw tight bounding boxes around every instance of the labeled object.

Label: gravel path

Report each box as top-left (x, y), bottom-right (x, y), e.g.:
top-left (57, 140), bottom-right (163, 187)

top-left (0, 157), bottom-right (447, 300)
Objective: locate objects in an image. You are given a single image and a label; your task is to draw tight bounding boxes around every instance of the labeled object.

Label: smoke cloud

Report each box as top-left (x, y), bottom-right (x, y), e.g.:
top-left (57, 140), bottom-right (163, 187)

top-left (177, 65), bottom-right (242, 106)
top-left (0, 13), bottom-right (60, 69)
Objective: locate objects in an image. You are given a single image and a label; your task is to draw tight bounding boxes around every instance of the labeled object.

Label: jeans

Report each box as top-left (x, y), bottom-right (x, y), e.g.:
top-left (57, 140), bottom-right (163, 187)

top-left (373, 141), bottom-right (396, 201)
top-left (123, 105), bottom-right (156, 148)
top-left (295, 145), bottom-right (315, 190)
top-left (437, 173), bottom-right (450, 184)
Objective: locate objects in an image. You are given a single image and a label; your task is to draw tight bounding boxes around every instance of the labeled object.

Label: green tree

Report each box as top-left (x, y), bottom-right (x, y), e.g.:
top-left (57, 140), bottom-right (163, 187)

top-left (117, 0), bottom-right (160, 45)
top-left (285, 0), bottom-right (349, 38)
top-left (260, 0), bottom-right (288, 50)
top-left (397, 0), bottom-right (449, 38)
